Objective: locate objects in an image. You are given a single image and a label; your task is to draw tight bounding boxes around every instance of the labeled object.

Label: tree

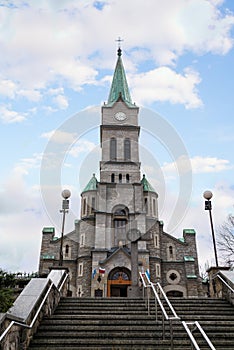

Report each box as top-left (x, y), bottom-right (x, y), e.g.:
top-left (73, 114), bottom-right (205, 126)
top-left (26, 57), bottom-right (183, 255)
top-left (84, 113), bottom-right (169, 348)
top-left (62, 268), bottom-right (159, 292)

top-left (0, 269), bottom-right (16, 312)
top-left (217, 214), bottom-right (234, 266)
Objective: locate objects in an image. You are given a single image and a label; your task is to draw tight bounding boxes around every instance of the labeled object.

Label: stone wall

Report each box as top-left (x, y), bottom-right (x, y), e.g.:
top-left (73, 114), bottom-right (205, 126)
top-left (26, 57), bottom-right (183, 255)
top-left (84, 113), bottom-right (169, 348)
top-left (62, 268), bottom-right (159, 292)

top-left (0, 270), bottom-right (69, 350)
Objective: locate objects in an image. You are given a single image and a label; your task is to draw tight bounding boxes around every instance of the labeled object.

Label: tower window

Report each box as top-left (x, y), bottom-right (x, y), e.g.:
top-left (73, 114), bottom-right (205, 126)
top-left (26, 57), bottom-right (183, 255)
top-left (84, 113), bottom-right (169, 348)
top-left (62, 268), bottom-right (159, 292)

top-left (167, 244), bottom-right (176, 261)
top-left (110, 138), bottom-right (117, 160)
top-left (91, 197), bottom-right (95, 213)
top-left (65, 244), bottom-right (70, 258)
top-left (119, 174), bottom-right (122, 183)
top-left (82, 198), bottom-right (86, 216)
top-left (144, 198), bottom-right (148, 214)
top-left (154, 234), bottom-right (159, 248)
top-left (124, 138), bottom-right (131, 160)
top-left (126, 174), bottom-right (130, 183)
top-left (155, 263), bottom-right (161, 278)
top-left (80, 234), bottom-right (85, 247)
top-left (169, 246), bottom-right (173, 256)
top-left (114, 219), bottom-right (126, 241)
top-left (153, 198), bottom-right (157, 216)
top-left (78, 263), bottom-right (83, 277)
top-left (113, 207), bottom-right (128, 246)
top-left (111, 173), bottom-right (115, 183)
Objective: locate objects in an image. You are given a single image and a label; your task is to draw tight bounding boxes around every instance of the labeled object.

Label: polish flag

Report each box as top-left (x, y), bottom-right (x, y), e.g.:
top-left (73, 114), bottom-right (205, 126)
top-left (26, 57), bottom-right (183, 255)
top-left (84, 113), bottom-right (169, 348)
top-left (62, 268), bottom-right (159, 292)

top-left (99, 267), bottom-right (105, 274)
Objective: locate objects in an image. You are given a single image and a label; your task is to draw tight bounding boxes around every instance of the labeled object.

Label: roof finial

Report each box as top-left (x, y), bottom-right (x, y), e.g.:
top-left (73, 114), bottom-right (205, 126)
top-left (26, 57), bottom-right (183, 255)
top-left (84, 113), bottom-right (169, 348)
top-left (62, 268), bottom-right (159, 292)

top-left (116, 36), bottom-right (123, 56)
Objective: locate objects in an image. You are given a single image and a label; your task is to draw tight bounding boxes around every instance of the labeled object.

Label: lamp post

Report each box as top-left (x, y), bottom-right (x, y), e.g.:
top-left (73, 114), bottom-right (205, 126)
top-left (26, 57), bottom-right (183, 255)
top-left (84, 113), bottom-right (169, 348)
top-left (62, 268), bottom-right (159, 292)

top-left (59, 189), bottom-right (71, 266)
top-left (203, 190), bottom-right (218, 267)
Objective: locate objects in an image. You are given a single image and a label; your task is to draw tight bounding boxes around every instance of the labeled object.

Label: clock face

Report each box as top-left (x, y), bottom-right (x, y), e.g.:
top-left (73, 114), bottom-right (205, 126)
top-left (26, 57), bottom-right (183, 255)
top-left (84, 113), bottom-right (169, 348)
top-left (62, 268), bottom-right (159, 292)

top-left (114, 112), bottom-right (127, 121)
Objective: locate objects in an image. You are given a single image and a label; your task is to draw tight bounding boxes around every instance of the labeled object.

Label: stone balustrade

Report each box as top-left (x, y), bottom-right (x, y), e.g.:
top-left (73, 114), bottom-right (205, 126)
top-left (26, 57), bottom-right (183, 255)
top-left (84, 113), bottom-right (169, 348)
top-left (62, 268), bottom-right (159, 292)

top-left (0, 269), bottom-right (69, 350)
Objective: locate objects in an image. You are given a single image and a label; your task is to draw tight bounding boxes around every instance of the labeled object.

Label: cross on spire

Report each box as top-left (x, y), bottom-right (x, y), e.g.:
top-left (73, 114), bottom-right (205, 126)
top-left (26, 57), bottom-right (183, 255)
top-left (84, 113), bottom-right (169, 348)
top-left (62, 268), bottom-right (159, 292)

top-left (116, 37), bottom-right (124, 56)
top-left (116, 36), bottom-right (124, 48)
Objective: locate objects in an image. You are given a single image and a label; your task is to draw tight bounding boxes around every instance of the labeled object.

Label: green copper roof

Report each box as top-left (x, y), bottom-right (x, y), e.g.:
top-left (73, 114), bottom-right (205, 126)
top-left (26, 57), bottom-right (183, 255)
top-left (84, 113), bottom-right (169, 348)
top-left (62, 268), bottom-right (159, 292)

top-left (41, 254), bottom-right (55, 260)
top-left (184, 256), bottom-right (195, 262)
top-left (82, 174), bottom-right (98, 193)
top-left (186, 274), bottom-right (197, 279)
top-left (183, 229), bottom-right (196, 235)
top-left (42, 227), bottom-right (55, 233)
top-left (106, 48), bottom-right (135, 108)
top-left (141, 174), bottom-right (156, 193)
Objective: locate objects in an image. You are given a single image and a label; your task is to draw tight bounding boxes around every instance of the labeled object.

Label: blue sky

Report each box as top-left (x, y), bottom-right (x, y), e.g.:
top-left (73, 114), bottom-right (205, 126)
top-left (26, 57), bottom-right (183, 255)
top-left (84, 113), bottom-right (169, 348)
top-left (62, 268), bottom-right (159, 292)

top-left (1, 0), bottom-right (234, 273)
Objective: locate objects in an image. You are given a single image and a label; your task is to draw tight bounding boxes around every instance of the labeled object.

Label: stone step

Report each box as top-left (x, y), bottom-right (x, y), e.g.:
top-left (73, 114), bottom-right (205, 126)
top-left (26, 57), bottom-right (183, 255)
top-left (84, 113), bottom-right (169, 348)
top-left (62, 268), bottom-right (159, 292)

top-left (37, 323), bottom-right (234, 333)
top-left (28, 297), bottom-right (234, 350)
top-left (28, 337), bottom-right (234, 348)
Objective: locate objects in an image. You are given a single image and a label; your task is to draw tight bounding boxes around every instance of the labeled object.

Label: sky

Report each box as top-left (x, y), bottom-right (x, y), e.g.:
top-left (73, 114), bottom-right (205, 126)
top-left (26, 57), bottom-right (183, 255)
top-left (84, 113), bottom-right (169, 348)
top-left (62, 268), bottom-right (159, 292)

top-left (1, 0), bottom-right (234, 273)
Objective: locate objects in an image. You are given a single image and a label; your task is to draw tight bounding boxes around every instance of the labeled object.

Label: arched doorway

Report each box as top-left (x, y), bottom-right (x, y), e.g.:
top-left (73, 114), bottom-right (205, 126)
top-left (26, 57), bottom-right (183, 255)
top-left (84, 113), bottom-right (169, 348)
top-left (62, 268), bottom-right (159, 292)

top-left (107, 267), bottom-right (131, 297)
top-left (166, 290), bottom-right (183, 297)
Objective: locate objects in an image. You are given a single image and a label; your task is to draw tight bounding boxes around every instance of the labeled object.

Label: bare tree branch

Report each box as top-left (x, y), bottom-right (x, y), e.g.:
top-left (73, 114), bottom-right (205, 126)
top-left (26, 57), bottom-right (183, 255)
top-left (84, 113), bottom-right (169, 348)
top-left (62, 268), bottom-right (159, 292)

top-left (217, 214), bottom-right (234, 266)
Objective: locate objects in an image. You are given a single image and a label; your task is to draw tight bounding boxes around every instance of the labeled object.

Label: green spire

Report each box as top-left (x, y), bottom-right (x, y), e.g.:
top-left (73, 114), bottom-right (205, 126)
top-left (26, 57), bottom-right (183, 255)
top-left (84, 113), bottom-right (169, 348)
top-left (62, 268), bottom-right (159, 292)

top-left (82, 174), bottom-right (98, 193)
top-left (141, 174), bottom-right (156, 193)
top-left (107, 48), bottom-right (135, 108)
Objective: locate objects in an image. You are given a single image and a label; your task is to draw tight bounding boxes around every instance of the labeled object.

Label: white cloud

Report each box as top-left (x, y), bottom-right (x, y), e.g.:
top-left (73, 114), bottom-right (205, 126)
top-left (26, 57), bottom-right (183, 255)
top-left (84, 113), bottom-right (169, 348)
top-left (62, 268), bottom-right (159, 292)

top-left (131, 67), bottom-right (202, 109)
top-left (191, 156), bottom-right (233, 173)
top-left (42, 105), bottom-right (58, 113)
top-left (0, 105), bottom-right (26, 123)
top-left (48, 87), bottom-right (65, 95)
top-left (13, 153), bottom-right (42, 176)
top-left (162, 155), bottom-right (233, 176)
top-left (0, 79), bottom-right (17, 98)
top-left (17, 89), bottom-right (42, 102)
top-left (53, 94), bottom-right (69, 109)
top-left (0, 0), bottom-right (233, 108)
top-left (69, 139), bottom-right (96, 157)
top-left (41, 129), bottom-right (77, 144)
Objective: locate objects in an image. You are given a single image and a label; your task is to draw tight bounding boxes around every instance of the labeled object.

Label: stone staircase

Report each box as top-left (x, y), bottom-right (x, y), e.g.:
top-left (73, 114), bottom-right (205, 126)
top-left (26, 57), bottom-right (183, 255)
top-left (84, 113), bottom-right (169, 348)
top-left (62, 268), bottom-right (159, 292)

top-left (28, 297), bottom-right (234, 349)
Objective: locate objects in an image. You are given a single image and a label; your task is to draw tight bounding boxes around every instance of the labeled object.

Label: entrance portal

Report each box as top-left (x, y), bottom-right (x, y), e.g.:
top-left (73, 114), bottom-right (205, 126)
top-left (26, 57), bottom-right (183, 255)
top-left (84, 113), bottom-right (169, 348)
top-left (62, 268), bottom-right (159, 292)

top-left (166, 290), bottom-right (183, 297)
top-left (107, 267), bottom-right (131, 297)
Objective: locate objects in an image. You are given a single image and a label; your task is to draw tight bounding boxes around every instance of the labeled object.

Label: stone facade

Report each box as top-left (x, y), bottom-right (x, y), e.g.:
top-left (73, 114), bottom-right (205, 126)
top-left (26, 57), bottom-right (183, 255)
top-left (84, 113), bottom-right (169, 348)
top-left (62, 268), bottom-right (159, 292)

top-left (39, 49), bottom-right (203, 298)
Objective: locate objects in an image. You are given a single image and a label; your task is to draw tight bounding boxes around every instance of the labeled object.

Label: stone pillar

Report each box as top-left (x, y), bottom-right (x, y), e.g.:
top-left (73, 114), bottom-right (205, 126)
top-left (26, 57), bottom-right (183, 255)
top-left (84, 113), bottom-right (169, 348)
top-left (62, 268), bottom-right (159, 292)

top-left (128, 240), bottom-right (141, 298)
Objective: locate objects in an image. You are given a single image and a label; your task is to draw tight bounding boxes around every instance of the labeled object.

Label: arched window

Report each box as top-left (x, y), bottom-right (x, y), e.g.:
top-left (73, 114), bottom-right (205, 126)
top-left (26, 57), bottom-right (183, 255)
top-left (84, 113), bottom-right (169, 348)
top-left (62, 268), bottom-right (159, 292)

top-left (126, 174), bottom-right (130, 183)
top-left (113, 207), bottom-right (128, 246)
top-left (82, 198), bottom-right (86, 216)
top-left (119, 174), bottom-right (122, 183)
top-left (110, 138), bottom-right (117, 160)
top-left (144, 198), bottom-right (148, 214)
top-left (124, 138), bottom-right (131, 160)
top-left (153, 198), bottom-right (157, 216)
top-left (91, 197), bottom-right (95, 213)
top-left (114, 208), bottom-right (126, 216)
top-left (167, 243), bottom-right (176, 261)
top-left (65, 244), bottom-right (69, 258)
top-left (111, 173), bottom-right (115, 183)
top-left (169, 245), bottom-right (173, 256)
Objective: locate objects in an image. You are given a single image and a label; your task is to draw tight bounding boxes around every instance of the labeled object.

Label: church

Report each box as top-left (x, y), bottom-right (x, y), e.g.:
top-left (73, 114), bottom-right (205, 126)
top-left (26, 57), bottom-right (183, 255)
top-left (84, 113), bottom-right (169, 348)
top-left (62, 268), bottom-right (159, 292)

top-left (39, 48), bottom-right (203, 298)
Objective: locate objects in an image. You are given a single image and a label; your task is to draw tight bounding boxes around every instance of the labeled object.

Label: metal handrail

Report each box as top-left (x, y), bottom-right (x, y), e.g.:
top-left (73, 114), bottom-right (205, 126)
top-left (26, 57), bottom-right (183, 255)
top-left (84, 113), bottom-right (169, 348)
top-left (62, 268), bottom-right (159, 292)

top-left (216, 274), bottom-right (234, 293)
top-left (139, 272), bottom-right (151, 312)
top-left (182, 321), bottom-right (216, 350)
top-left (155, 282), bottom-right (179, 319)
top-left (139, 271), bottom-right (216, 350)
top-left (0, 272), bottom-right (69, 343)
top-left (139, 272), bottom-right (180, 320)
top-left (139, 272), bottom-right (179, 349)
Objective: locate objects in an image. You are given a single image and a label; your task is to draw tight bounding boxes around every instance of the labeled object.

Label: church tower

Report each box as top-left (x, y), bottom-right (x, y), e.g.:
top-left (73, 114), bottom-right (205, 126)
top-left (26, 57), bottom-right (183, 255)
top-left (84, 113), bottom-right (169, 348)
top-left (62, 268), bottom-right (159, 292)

top-left (79, 47), bottom-right (156, 297)
top-left (39, 47), bottom-right (203, 299)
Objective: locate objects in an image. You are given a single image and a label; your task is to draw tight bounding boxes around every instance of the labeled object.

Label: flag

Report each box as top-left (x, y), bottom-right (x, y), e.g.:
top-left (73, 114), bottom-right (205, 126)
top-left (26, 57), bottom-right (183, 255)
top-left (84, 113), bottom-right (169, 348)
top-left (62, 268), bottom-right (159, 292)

top-left (92, 269), bottom-right (97, 279)
top-left (99, 267), bottom-right (105, 275)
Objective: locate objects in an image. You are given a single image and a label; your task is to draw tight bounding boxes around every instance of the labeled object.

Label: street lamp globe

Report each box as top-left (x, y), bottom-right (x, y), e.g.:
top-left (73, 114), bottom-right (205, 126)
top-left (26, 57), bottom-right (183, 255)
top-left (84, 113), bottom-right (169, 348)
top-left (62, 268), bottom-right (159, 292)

top-left (62, 189), bottom-right (71, 199)
top-left (203, 190), bottom-right (213, 200)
